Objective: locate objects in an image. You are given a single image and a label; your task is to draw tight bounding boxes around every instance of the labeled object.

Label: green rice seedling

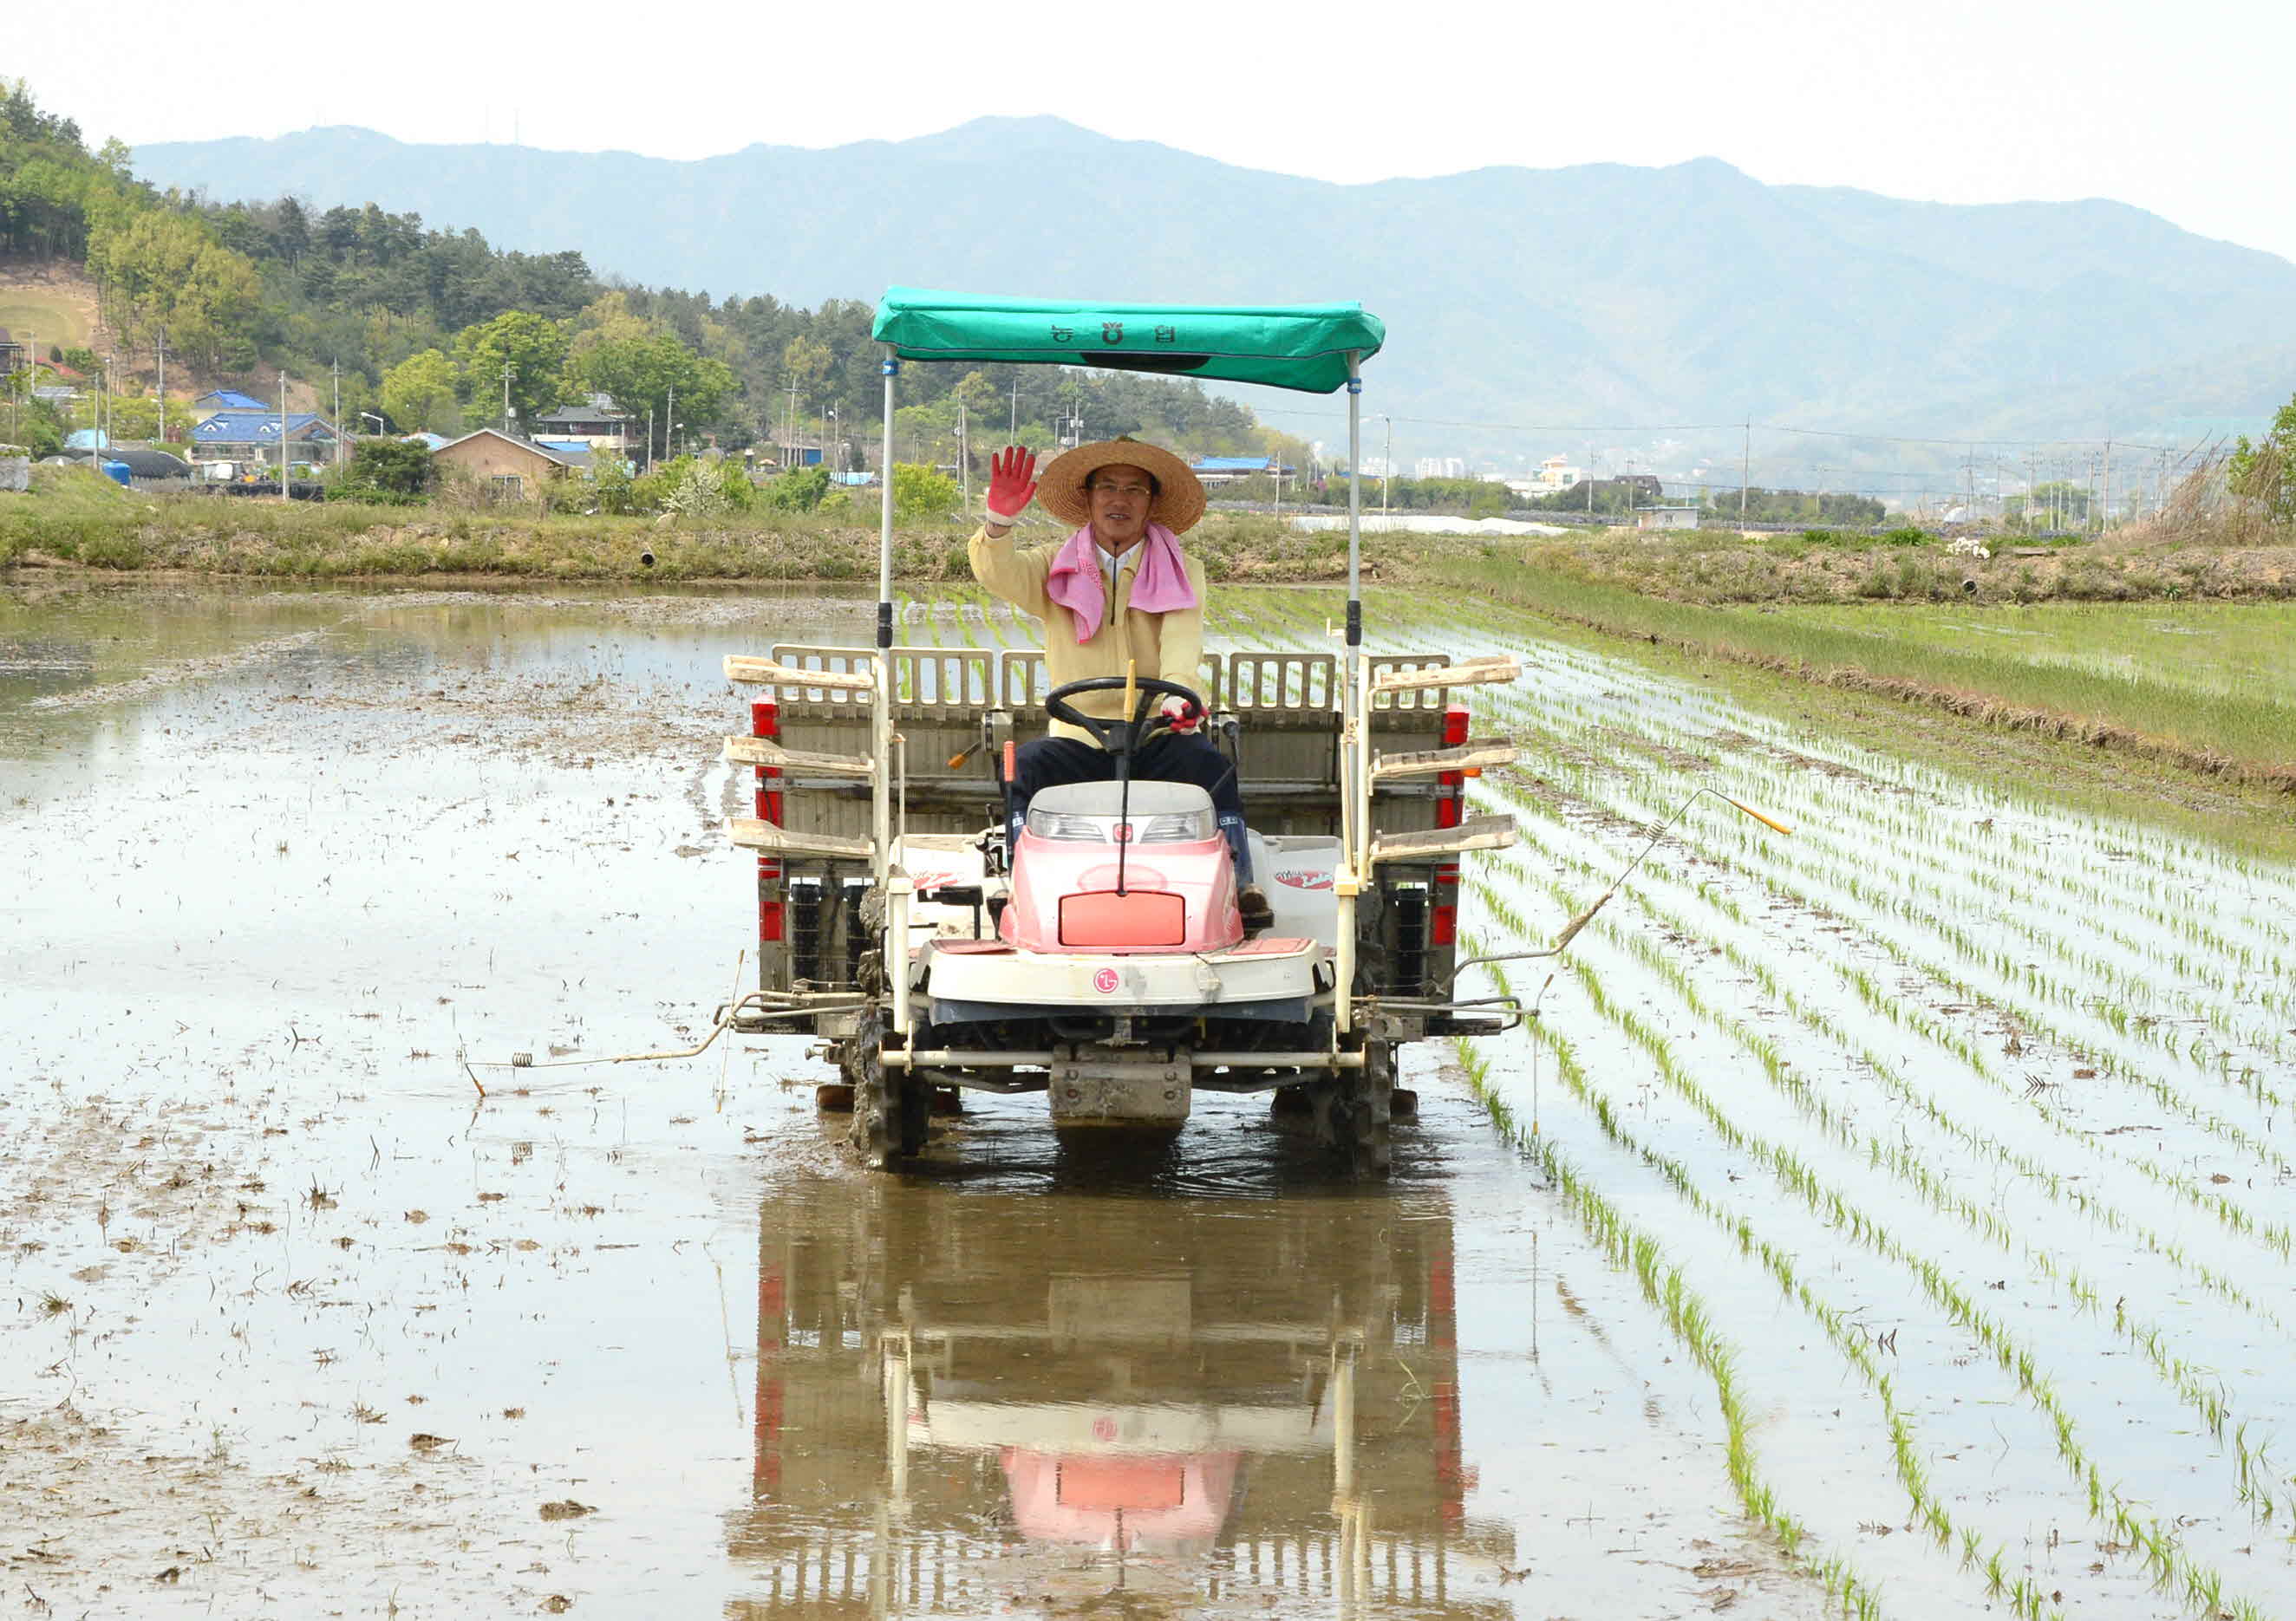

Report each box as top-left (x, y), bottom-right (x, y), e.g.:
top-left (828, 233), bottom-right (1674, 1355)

top-left (1497, 872), bottom-right (2275, 1585)
top-left (1584, 778), bottom-right (2296, 1244)
top-left (1507, 854), bottom-right (2278, 1440)
top-left (1465, 967), bottom-right (2045, 1613)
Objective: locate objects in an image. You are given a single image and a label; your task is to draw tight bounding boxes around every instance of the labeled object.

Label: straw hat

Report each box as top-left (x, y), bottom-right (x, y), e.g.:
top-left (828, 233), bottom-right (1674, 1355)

top-left (1037, 437), bottom-right (1206, 534)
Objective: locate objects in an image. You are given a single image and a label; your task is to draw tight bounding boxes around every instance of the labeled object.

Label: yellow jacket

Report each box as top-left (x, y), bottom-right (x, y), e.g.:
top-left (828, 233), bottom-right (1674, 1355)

top-left (969, 525), bottom-right (1209, 744)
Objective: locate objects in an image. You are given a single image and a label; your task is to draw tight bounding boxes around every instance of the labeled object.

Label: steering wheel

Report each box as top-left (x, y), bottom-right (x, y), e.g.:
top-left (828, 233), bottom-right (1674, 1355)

top-left (1043, 675), bottom-right (1204, 756)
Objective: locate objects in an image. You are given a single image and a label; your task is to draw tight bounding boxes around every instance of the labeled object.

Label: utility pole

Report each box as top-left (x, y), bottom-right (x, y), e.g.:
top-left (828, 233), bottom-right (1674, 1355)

top-left (278, 370), bottom-right (290, 496)
top-left (1739, 420), bottom-right (1750, 519)
top-left (501, 361), bottom-right (514, 434)
top-left (331, 357), bottom-right (342, 465)
top-left (956, 395), bottom-right (969, 513)
top-left (2102, 439), bottom-right (2113, 532)
top-left (153, 329), bottom-right (166, 446)
top-left (1381, 415), bottom-right (1393, 519)
top-left (666, 386), bottom-right (675, 461)
top-left (1008, 378), bottom-right (1020, 442)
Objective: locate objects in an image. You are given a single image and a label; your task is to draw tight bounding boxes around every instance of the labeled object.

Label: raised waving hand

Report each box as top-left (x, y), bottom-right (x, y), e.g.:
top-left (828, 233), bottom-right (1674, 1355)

top-left (986, 446), bottom-right (1038, 528)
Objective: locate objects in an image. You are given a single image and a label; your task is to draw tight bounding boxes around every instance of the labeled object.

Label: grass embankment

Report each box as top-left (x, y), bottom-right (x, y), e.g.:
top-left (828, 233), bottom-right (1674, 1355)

top-left (1432, 546), bottom-right (2296, 792)
top-left (0, 465), bottom-right (1407, 583)
top-left (1520, 524), bottom-right (2295, 604)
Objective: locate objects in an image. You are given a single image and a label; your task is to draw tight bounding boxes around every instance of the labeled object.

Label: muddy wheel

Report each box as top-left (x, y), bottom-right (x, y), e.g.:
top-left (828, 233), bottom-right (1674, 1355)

top-left (847, 1010), bottom-right (927, 1169)
top-left (1317, 1038), bottom-right (1393, 1180)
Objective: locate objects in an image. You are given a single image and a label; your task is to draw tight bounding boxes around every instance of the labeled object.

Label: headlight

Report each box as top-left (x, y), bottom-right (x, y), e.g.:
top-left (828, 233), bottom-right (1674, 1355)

top-left (1027, 810), bottom-right (1112, 841)
top-left (1137, 809), bottom-right (1213, 843)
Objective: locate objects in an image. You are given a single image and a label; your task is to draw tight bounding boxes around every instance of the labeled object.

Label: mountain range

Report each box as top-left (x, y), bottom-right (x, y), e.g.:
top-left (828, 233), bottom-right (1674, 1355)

top-left (134, 118), bottom-right (2296, 470)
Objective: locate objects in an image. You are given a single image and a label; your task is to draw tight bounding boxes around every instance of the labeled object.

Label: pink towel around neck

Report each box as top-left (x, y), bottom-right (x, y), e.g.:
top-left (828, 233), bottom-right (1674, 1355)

top-left (1043, 523), bottom-right (1197, 644)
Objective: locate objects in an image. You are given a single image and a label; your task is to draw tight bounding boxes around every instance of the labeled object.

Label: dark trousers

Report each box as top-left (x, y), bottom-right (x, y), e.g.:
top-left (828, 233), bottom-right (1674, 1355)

top-left (1008, 732), bottom-right (1253, 882)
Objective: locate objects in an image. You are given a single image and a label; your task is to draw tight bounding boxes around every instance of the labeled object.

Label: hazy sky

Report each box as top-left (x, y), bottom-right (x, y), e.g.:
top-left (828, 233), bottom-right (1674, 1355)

top-left (16, 0), bottom-right (2296, 263)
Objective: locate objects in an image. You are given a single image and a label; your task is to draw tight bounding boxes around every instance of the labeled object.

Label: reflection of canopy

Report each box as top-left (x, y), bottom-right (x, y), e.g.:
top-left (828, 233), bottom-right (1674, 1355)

top-left (870, 290), bottom-right (1385, 394)
top-left (1001, 1448), bottom-right (1241, 1552)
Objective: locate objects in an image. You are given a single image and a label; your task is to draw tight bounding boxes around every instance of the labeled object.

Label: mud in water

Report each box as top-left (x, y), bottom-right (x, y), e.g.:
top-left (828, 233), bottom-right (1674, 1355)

top-left (2, 580), bottom-right (1813, 1618)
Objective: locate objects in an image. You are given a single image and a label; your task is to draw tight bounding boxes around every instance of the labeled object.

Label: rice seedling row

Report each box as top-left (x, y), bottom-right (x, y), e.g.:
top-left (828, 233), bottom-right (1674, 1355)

top-left (1458, 901), bottom-right (2280, 1617)
top-left (1477, 848), bottom-right (2296, 1526)
top-left (1433, 625), bottom-right (2296, 1228)
top-left (1460, 699), bottom-right (2296, 1282)
top-left (1456, 946), bottom-right (2083, 1618)
top-left (1487, 834), bottom-right (2296, 1349)
top-left (1321, 589), bottom-right (2296, 1617)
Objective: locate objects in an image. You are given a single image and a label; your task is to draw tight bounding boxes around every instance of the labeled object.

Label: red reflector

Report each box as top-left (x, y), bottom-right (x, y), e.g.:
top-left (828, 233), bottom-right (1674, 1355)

top-left (1437, 796), bottom-right (1461, 829)
top-left (1432, 903), bottom-right (1458, 946)
top-left (1059, 890), bottom-right (1186, 947)
top-left (1442, 702), bottom-right (1470, 747)
top-left (752, 700), bottom-right (782, 825)
top-left (759, 899), bottom-right (785, 943)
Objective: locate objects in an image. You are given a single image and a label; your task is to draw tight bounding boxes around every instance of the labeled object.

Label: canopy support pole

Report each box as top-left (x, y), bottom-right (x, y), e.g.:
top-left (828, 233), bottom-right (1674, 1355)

top-left (1335, 352), bottom-right (1366, 1037)
top-left (875, 348), bottom-right (897, 884)
top-left (1347, 353), bottom-right (1362, 613)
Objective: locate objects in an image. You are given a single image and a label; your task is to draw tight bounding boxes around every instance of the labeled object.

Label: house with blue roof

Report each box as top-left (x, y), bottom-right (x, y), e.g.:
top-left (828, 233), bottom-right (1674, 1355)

top-left (532, 438), bottom-right (597, 471)
top-left (192, 409), bottom-right (343, 460)
top-left (1190, 454), bottom-right (1289, 485)
top-left (195, 388), bottom-right (271, 411)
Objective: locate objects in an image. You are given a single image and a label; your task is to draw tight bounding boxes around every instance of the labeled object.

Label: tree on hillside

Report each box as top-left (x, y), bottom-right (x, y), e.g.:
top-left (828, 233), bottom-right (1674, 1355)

top-left (380, 348), bottom-right (460, 434)
top-left (779, 335), bottom-right (833, 421)
top-left (85, 209), bottom-right (262, 367)
top-left (565, 329), bottom-right (732, 457)
top-left (452, 311), bottom-right (567, 434)
top-left (0, 77), bottom-right (96, 257)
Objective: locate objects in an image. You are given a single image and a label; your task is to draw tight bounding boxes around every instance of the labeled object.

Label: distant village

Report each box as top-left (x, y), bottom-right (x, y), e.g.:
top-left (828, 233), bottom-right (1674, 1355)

top-left (8, 322), bottom-right (2100, 531)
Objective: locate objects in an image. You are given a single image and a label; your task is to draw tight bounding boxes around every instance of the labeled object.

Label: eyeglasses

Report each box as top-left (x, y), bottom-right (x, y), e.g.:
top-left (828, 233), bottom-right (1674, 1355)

top-left (1088, 480), bottom-right (1154, 498)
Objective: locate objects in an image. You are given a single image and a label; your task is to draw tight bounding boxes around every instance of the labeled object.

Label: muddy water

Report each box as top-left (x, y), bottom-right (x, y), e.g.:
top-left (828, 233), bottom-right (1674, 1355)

top-left (1, 581), bottom-right (1811, 1618)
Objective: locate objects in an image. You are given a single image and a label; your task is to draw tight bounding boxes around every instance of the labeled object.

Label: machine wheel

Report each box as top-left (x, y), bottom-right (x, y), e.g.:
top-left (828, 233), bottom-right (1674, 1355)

top-left (848, 1009), bottom-right (928, 1169)
top-left (1317, 1038), bottom-right (1393, 1180)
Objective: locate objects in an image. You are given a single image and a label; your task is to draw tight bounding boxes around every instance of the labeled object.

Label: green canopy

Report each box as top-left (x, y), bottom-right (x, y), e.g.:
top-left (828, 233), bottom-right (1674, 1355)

top-left (871, 289), bottom-right (1384, 394)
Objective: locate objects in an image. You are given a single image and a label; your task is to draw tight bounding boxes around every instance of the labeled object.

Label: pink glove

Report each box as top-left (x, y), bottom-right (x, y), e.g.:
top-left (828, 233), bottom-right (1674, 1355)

top-left (1160, 696), bottom-right (1203, 733)
top-left (986, 446), bottom-right (1037, 527)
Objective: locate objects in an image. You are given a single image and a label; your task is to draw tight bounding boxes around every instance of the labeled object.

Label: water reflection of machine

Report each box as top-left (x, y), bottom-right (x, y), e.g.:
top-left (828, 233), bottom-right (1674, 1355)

top-left (728, 1167), bottom-right (1517, 1617)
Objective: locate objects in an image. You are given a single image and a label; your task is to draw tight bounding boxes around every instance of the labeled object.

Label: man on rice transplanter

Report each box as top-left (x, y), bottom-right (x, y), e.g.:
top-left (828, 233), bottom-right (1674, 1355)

top-left (970, 437), bottom-right (1275, 934)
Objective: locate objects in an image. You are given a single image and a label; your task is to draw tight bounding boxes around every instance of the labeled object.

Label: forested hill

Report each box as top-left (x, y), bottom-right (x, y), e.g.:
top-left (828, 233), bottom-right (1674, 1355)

top-left (132, 115), bottom-right (2296, 452)
top-left (0, 81), bottom-right (1275, 459)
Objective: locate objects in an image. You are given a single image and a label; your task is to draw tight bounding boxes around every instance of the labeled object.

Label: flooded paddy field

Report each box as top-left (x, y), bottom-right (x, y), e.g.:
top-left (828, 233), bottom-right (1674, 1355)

top-left (3, 577), bottom-right (2292, 1618)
